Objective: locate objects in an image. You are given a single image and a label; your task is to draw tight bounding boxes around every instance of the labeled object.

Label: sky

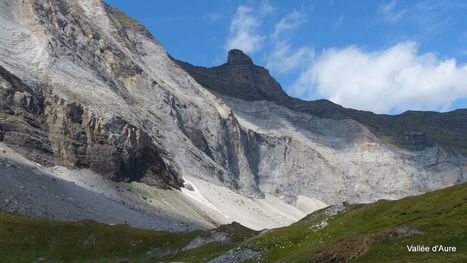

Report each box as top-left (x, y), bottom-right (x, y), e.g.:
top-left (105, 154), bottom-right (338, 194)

top-left (105, 0), bottom-right (467, 114)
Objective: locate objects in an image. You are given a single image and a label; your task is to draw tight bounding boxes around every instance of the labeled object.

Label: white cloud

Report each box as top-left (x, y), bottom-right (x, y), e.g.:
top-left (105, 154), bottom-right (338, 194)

top-left (225, 6), bottom-right (312, 73)
top-left (225, 5), bottom-right (265, 54)
top-left (266, 42), bottom-right (314, 74)
top-left (272, 11), bottom-right (306, 39)
top-left (265, 10), bottom-right (312, 74)
top-left (379, 0), bottom-right (407, 24)
top-left (290, 42), bottom-right (467, 113)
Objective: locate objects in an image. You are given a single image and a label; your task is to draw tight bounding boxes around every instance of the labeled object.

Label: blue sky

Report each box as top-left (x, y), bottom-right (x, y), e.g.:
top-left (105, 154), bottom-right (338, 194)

top-left (105, 0), bottom-right (467, 114)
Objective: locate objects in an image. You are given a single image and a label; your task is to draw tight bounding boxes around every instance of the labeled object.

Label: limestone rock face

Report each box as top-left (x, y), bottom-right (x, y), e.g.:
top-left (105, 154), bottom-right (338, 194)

top-left (0, 62), bottom-right (180, 188)
top-left (0, 0), bottom-right (184, 188)
top-left (0, 0), bottom-right (466, 207)
top-left (0, 65), bottom-right (52, 166)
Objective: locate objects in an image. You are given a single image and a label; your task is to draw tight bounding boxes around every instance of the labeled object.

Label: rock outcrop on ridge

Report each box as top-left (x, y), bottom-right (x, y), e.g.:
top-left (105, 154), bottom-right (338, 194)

top-left (0, 0), bottom-right (466, 228)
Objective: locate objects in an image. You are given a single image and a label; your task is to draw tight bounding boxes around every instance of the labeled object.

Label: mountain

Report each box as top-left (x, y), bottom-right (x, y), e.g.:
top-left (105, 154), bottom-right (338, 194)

top-left (1, 182), bottom-right (465, 262)
top-left (176, 49), bottom-right (467, 153)
top-left (175, 50), bottom-right (467, 205)
top-left (0, 0), bottom-right (466, 234)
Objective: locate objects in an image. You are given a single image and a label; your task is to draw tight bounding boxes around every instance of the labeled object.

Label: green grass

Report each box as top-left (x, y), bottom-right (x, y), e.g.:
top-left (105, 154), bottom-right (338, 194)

top-left (161, 222), bottom-right (259, 262)
top-left (0, 183), bottom-right (465, 262)
top-left (0, 214), bottom-right (256, 263)
top-left (242, 183), bottom-right (467, 262)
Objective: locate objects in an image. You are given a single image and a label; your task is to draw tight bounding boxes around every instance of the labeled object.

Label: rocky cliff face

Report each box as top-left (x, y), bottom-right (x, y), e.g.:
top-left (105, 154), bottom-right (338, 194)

top-left (0, 63), bottom-right (180, 187)
top-left (0, 0), bottom-right (263, 196)
top-left (0, 0), bottom-right (466, 209)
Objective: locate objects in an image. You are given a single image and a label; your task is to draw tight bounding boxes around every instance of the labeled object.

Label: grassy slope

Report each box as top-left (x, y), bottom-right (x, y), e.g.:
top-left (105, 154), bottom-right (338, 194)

top-left (0, 215), bottom-right (256, 263)
top-left (0, 183), bottom-right (465, 262)
top-left (243, 182), bottom-right (467, 262)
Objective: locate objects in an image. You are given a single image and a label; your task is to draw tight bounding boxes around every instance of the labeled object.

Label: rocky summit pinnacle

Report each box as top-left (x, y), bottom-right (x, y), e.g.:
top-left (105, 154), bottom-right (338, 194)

top-left (227, 49), bottom-right (253, 65)
top-left (174, 50), bottom-right (289, 102)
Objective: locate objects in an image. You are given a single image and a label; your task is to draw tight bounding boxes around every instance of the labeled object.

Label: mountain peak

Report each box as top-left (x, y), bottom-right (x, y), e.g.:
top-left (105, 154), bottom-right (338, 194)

top-left (227, 49), bottom-right (253, 65)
